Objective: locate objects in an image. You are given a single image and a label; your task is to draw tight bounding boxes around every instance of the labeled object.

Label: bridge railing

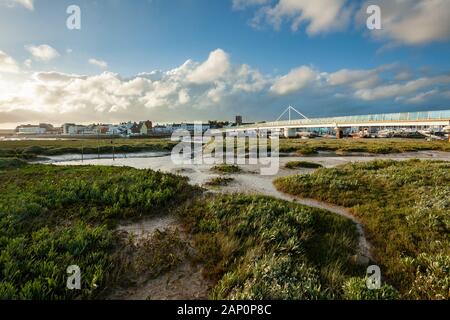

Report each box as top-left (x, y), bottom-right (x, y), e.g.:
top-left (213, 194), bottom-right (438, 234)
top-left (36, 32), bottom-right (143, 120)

top-left (236, 109), bottom-right (450, 129)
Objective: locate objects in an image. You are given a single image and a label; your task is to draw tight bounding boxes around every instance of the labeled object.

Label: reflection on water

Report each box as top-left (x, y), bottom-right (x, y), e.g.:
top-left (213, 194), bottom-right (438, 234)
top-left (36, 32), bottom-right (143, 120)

top-left (39, 151), bottom-right (171, 163)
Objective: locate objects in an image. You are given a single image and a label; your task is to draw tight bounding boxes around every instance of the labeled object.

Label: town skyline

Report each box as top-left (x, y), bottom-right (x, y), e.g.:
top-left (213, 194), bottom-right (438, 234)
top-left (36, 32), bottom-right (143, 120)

top-left (1, 0), bottom-right (450, 129)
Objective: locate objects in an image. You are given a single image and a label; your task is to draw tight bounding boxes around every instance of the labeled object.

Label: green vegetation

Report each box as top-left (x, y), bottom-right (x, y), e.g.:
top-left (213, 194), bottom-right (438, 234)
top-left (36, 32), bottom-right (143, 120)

top-left (4, 156), bottom-right (444, 300)
top-left (204, 176), bottom-right (234, 187)
top-left (285, 161), bottom-right (323, 169)
top-left (279, 138), bottom-right (450, 155)
top-left (342, 277), bottom-right (398, 300)
top-left (0, 138), bottom-right (176, 159)
top-left (178, 194), bottom-right (369, 299)
top-left (215, 137), bottom-right (450, 156)
top-left (274, 160), bottom-right (450, 299)
top-left (2, 137), bottom-right (448, 160)
top-left (0, 163), bottom-right (198, 299)
top-left (0, 158), bottom-right (27, 170)
top-left (211, 164), bottom-right (242, 174)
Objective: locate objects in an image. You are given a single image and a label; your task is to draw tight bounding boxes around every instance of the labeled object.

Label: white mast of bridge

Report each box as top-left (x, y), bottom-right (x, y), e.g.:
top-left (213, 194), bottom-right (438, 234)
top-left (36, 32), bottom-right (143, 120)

top-left (276, 105), bottom-right (310, 122)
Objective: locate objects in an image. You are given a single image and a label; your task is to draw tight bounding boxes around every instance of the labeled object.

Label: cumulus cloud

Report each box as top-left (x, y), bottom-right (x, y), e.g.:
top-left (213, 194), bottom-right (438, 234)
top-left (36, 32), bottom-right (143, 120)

top-left (0, 0), bottom-right (34, 10)
top-left (1, 48), bottom-right (449, 126)
top-left (0, 50), bottom-right (19, 73)
top-left (33, 71), bottom-right (87, 83)
top-left (325, 65), bottom-right (399, 90)
top-left (270, 66), bottom-right (318, 95)
top-left (358, 0), bottom-right (450, 45)
top-left (250, 0), bottom-right (352, 34)
top-left (404, 89), bottom-right (439, 104)
top-left (25, 44), bottom-right (60, 62)
top-left (187, 49), bottom-right (230, 84)
top-left (89, 58), bottom-right (108, 69)
top-left (239, 0), bottom-right (450, 46)
top-left (354, 75), bottom-right (450, 101)
top-left (23, 59), bottom-right (32, 68)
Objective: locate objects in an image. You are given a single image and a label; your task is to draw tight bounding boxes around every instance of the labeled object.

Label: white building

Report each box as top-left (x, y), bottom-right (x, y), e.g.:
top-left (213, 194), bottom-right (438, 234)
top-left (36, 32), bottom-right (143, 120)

top-left (18, 126), bottom-right (46, 135)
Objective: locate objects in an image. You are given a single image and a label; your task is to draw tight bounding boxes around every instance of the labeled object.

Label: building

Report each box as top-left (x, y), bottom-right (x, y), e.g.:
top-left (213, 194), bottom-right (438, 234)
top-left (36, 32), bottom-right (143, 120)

top-left (139, 120), bottom-right (153, 135)
top-left (62, 123), bottom-right (88, 135)
top-left (62, 123), bottom-right (76, 135)
top-left (16, 123), bottom-right (60, 135)
top-left (235, 115), bottom-right (243, 126)
top-left (153, 125), bottom-right (172, 134)
top-left (180, 123), bottom-right (211, 133)
top-left (17, 125), bottom-right (46, 135)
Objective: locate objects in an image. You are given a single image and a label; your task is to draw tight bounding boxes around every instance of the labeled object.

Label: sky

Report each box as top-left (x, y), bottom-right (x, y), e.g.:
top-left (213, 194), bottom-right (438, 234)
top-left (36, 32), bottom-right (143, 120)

top-left (0, 0), bottom-right (450, 128)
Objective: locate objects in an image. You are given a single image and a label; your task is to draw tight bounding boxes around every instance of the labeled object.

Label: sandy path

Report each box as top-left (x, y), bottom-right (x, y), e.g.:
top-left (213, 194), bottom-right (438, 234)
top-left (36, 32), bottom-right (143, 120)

top-left (44, 150), bottom-right (450, 296)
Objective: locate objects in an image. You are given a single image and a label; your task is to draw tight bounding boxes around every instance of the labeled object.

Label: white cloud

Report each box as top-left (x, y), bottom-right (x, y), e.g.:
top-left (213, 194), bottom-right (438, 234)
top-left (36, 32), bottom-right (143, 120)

top-left (1, 48), bottom-right (450, 125)
top-left (25, 44), bottom-right (60, 62)
top-left (241, 0), bottom-right (450, 46)
top-left (405, 89), bottom-right (439, 104)
top-left (89, 58), bottom-right (108, 69)
top-left (23, 59), bottom-right (32, 68)
top-left (33, 71), bottom-right (86, 84)
top-left (354, 75), bottom-right (450, 101)
top-left (232, 64), bottom-right (268, 93)
top-left (187, 49), bottom-right (230, 84)
top-left (395, 70), bottom-right (413, 81)
top-left (251, 0), bottom-right (352, 34)
top-left (359, 0), bottom-right (450, 45)
top-left (0, 0), bottom-right (34, 10)
top-left (178, 89), bottom-right (191, 104)
top-left (270, 66), bottom-right (318, 95)
top-left (0, 50), bottom-right (19, 73)
top-left (327, 68), bottom-right (381, 90)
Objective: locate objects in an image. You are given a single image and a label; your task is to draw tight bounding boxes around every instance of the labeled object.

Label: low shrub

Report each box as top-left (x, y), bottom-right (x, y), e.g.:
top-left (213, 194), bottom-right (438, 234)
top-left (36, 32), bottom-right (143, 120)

top-left (342, 277), bottom-right (398, 300)
top-left (274, 160), bottom-right (450, 299)
top-left (178, 194), bottom-right (362, 299)
top-left (204, 177), bottom-right (234, 187)
top-left (211, 164), bottom-right (242, 174)
top-left (285, 161), bottom-right (322, 169)
top-left (0, 164), bottom-right (199, 299)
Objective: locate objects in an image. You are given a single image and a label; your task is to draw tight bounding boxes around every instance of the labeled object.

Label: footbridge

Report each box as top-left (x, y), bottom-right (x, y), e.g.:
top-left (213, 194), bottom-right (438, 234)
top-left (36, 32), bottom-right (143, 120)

top-left (227, 107), bottom-right (450, 139)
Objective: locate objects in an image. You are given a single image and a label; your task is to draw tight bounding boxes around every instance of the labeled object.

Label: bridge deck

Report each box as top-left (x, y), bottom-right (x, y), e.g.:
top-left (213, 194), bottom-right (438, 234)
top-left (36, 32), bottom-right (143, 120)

top-left (234, 109), bottom-right (450, 130)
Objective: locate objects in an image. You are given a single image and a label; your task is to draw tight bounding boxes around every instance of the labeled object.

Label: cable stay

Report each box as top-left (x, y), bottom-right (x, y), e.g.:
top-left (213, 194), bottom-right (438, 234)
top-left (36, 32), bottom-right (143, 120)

top-left (275, 105), bottom-right (310, 122)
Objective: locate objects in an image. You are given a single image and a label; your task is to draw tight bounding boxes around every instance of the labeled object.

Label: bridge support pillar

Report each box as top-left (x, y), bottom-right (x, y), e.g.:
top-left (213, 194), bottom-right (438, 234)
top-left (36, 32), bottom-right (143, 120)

top-left (284, 128), bottom-right (297, 138)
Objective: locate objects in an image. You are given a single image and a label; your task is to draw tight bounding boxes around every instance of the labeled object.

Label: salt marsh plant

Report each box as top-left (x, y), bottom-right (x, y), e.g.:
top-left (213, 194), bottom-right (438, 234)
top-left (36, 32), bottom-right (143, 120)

top-left (274, 160), bottom-right (450, 299)
top-left (0, 163), bottom-right (199, 299)
top-left (178, 194), bottom-right (365, 299)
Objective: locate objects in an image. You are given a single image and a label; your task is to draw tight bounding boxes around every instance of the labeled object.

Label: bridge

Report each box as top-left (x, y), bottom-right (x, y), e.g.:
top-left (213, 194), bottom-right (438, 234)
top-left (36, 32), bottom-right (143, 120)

top-left (227, 107), bottom-right (450, 140)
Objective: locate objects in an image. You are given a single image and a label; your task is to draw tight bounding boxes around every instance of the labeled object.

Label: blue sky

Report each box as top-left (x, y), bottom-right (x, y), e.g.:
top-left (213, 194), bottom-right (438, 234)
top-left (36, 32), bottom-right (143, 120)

top-left (1, 0), bottom-right (450, 127)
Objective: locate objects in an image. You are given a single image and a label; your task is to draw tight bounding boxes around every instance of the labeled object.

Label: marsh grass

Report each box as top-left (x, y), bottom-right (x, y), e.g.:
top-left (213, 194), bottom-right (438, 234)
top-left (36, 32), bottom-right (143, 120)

top-left (0, 157), bottom-right (27, 170)
top-left (204, 177), bottom-right (234, 187)
top-left (279, 138), bottom-right (450, 155)
top-left (211, 164), bottom-right (242, 174)
top-left (274, 159), bottom-right (450, 299)
top-left (0, 138), bottom-right (176, 159)
top-left (285, 161), bottom-right (323, 169)
top-left (177, 193), bottom-right (365, 299)
top-left (0, 163), bottom-right (199, 299)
